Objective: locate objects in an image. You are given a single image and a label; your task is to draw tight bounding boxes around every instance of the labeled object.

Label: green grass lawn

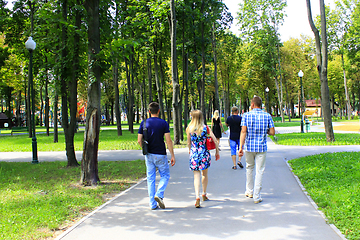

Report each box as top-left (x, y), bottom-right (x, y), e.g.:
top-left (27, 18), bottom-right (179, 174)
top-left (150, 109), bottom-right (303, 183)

top-left (289, 152), bottom-right (360, 239)
top-left (0, 128), bottom-right (188, 152)
top-left (272, 132), bottom-right (360, 146)
top-left (0, 160), bottom-right (146, 240)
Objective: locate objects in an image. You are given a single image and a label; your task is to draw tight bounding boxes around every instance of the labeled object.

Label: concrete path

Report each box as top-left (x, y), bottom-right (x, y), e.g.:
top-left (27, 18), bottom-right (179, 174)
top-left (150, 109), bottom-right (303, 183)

top-left (49, 136), bottom-right (359, 240)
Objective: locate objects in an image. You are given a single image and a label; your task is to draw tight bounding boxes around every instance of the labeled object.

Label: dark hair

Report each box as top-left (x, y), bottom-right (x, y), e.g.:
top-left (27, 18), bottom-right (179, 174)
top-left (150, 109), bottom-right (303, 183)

top-left (231, 106), bottom-right (239, 113)
top-left (148, 102), bottom-right (160, 114)
top-left (252, 96), bottom-right (262, 107)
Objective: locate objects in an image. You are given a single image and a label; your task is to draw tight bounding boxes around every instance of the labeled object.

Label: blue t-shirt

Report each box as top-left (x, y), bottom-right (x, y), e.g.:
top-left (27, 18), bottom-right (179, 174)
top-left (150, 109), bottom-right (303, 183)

top-left (138, 117), bottom-right (170, 155)
top-left (226, 114), bottom-right (242, 141)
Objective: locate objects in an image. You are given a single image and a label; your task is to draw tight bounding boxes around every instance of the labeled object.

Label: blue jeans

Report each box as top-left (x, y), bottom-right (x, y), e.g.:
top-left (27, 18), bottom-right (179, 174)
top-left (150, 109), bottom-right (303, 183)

top-left (145, 153), bottom-right (170, 209)
top-left (229, 139), bottom-right (240, 156)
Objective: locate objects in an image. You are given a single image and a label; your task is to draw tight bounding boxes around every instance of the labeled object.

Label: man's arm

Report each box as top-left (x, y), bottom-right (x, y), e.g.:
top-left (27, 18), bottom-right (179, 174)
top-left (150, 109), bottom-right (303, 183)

top-left (267, 127), bottom-right (275, 136)
top-left (137, 134), bottom-right (143, 147)
top-left (238, 126), bottom-right (247, 157)
top-left (165, 132), bottom-right (176, 166)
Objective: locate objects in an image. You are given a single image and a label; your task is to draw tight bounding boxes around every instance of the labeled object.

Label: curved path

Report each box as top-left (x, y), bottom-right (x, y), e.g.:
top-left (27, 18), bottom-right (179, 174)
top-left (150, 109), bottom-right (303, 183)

top-left (51, 137), bottom-right (358, 240)
top-left (1, 124), bottom-right (359, 240)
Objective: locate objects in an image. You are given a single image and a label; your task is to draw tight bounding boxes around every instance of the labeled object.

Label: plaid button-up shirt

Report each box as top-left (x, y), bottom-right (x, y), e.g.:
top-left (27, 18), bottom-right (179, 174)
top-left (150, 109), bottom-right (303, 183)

top-left (241, 108), bottom-right (275, 152)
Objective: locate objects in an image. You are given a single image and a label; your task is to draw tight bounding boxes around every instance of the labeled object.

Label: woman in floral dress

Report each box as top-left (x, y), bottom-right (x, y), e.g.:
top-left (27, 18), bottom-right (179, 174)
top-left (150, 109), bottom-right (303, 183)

top-left (186, 110), bottom-right (220, 208)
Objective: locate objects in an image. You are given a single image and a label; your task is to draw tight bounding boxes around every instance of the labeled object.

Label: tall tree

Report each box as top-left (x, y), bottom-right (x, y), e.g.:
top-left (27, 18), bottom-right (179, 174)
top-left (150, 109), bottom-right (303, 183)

top-left (170, 0), bottom-right (181, 144)
top-left (306, 0), bottom-right (335, 142)
top-left (81, 0), bottom-right (101, 185)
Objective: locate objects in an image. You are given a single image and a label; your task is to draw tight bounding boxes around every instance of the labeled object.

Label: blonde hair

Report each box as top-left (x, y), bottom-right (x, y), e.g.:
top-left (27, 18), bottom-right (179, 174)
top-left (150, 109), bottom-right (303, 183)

top-left (186, 110), bottom-right (204, 135)
top-left (213, 110), bottom-right (219, 120)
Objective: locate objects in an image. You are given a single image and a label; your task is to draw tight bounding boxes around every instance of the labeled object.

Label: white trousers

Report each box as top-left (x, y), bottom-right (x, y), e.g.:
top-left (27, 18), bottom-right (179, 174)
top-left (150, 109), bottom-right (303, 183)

top-left (245, 151), bottom-right (267, 201)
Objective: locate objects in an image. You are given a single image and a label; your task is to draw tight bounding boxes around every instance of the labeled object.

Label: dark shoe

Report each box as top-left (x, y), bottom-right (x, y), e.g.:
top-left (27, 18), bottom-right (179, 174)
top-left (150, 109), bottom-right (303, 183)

top-left (232, 166), bottom-right (237, 170)
top-left (202, 194), bottom-right (209, 201)
top-left (151, 205), bottom-right (159, 210)
top-left (154, 196), bottom-right (165, 209)
top-left (195, 198), bottom-right (201, 208)
top-left (237, 161), bottom-right (244, 168)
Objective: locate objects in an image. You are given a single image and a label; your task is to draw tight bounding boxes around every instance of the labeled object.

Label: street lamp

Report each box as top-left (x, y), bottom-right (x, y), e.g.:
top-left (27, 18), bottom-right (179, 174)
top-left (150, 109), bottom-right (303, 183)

top-left (265, 87), bottom-right (270, 113)
top-left (25, 37), bottom-right (38, 164)
top-left (298, 70), bottom-right (304, 133)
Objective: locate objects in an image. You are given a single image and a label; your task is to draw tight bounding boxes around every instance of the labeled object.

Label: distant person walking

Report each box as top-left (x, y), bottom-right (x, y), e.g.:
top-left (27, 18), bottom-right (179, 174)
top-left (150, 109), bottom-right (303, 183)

top-left (211, 110), bottom-right (226, 149)
top-left (226, 106), bottom-right (243, 169)
top-left (138, 102), bottom-right (176, 210)
top-left (186, 110), bottom-right (220, 208)
top-left (238, 96), bottom-right (275, 204)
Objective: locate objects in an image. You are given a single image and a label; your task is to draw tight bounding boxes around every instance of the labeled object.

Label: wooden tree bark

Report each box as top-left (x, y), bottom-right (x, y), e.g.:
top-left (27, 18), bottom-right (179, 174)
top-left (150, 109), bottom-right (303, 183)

top-left (124, 51), bottom-right (135, 134)
top-left (113, 2), bottom-right (122, 135)
top-left (200, 0), bottom-right (206, 120)
top-left (306, 0), bottom-right (335, 142)
top-left (147, 56), bottom-right (153, 104)
top-left (212, 23), bottom-right (220, 112)
top-left (153, 40), bottom-right (165, 119)
top-left (60, 0), bottom-right (79, 167)
top-left (53, 90), bottom-right (58, 143)
top-left (45, 67), bottom-right (50, 136)
top-left (81, 0), bottom-right (101, 185)
top-left (341, 53), bottom-right (351, 120)
top-left (170, 0), bottom-right (181, 144)
top-left (113, 56), bottom-right (122, 135)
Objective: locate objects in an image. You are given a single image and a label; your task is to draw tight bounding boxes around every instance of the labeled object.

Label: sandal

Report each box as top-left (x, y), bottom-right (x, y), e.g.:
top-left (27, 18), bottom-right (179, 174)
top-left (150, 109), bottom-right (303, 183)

top-left (195, 198), bottom-right (201, 208)
top-left (232, 166), bottom-right (237, 170)
top-left (202, 194), bottom-right (209, 201)
top-left (237, 161), bottom-right (244, 168)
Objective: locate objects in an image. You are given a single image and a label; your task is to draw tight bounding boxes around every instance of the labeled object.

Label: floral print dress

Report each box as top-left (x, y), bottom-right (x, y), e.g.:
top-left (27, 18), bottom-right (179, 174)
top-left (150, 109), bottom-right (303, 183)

top-left (189, 125), bottom-right (211, 171)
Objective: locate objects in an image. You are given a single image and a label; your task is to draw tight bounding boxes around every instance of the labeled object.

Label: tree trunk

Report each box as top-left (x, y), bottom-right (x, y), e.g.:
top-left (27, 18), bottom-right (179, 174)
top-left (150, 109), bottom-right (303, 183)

top-left (124, 52), bottom-right (134, 134)
top-left (61, 0), bottom-right (79, 167)
top-left (159, 55), bottom-right (170, 123)
top-left (284, 77), bottom-right (291, 122)
top-left (306, 0), bottom-right (334, 142)
top-left (40, 84), bottom-right (43, 127)
top-left (113, 2), bottom-right (122, 135)
top-left (153, 40), bottom-right (165, 119)
top-left (81, 0), bottom-right (101, 185)
top-left (212, 23), bottom-right (220, 112)
top-left (170, 0), bottom-right (181, 144)
top-left (200, 0), bottom-right (206, 121)
top-left (147, 56), bottom-right (153, 104)
top-left (341, 53), bottom-right (351, 120)
top-left (54, 92), bottom-right (59, 143)
top-left (113, 57), bottom-right (122, 135)
top-left (45, 68), bottom-right (50, 136)
top-left (184, 52), bottom-right (189, 131)
top-left (27, 66), bottom-right (32, 137)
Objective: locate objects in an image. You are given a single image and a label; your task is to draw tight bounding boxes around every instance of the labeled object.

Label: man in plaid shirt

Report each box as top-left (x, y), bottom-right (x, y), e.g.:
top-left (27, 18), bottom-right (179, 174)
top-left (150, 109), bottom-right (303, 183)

top-left (238, 96), bottom-right (275, 204)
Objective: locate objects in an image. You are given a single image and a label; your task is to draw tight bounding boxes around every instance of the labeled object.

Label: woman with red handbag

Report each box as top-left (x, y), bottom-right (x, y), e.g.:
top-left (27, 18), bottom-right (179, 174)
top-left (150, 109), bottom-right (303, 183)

top-left (186, 110), bottom-right (220, 208)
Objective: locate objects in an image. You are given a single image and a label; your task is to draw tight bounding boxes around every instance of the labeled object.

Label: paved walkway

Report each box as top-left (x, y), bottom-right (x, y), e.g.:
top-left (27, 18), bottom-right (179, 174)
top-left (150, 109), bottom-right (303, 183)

top-left (2, 125), bottom-right (359, 240)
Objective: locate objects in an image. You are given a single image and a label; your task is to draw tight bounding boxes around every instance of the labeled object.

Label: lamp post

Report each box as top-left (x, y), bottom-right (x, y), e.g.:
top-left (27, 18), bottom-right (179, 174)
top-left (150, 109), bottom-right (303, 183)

top-left (265, 87), bottom-right (270, 113)
top-left (298, 70), bottom-right (304, 133)
top-left (25, 37), bottom-right (38, 164)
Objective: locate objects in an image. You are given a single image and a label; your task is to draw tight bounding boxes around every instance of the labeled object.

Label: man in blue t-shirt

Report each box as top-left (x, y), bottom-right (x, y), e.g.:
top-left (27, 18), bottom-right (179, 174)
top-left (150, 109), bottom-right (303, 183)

top-left (138, 102), bottom-right (176, 210)
top-left (226, 106), bottom-right (244, 170)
